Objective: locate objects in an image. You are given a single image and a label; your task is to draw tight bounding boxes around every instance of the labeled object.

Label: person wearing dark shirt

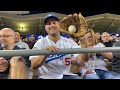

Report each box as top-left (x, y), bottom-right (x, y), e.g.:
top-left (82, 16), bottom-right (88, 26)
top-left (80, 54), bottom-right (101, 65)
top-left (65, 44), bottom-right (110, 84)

top-left (112, 41), bottom-right (120, 74)
top-left (0, 28), bottom-right (30, 79)
top-left (27, 35), bottom-right (36, 49)
top-left (101, 32), bottom-right (115, 47)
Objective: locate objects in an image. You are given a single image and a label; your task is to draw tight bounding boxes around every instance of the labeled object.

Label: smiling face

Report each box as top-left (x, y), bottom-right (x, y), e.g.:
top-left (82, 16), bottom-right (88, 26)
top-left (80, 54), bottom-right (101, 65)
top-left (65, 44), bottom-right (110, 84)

top-left (0, 28), bottom-right (15, 49)
top-left (14, 32), bottom-right (21, 43)
top-left (45, 19), bottom-right (60, 37)
top-left (101, 32), bottom-right (110, 43)
top-left (85, 32), bottom-right (94, 46)
top-left (84, 29), bottom-right (98, 47)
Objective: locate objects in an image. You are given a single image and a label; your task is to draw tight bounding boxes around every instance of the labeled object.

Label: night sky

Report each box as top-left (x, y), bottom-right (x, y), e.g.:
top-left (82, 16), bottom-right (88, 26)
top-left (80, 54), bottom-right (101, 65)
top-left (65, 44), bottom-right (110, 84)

top-left (0, 0), bottom-right (120, 17)
top-left (1, 0), bottom-right (118, 17)
top-left (28, 1), bottom-right (120, 17)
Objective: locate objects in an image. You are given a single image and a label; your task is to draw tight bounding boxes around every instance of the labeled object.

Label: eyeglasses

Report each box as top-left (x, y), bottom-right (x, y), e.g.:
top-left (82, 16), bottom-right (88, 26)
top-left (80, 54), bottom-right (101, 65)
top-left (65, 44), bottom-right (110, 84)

top-left (0, 35), bottom-right (13, 38)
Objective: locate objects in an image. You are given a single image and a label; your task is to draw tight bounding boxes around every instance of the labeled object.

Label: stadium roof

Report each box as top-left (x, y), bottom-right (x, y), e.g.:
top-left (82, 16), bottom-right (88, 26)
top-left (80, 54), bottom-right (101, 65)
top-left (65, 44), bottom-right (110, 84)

top-left (0, 12), bottom-right (120, 36)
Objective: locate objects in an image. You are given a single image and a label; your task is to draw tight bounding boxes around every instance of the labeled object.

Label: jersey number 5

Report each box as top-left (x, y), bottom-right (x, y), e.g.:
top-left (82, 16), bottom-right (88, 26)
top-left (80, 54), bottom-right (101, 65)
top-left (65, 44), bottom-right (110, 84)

top-left (65, 58), bottom-right (70, 66)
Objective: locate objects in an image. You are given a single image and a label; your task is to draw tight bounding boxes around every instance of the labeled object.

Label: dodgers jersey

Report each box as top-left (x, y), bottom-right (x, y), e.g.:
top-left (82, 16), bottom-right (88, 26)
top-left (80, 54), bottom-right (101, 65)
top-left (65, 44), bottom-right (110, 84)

top-left (29, 36), bottom-right (80, 79)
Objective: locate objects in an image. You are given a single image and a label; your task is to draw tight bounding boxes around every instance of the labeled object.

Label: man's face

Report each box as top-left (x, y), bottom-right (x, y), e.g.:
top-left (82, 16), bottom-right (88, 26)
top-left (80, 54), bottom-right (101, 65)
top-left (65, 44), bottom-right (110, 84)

top-left (15, 32), bottom-right (20, 43)
top-left (0, 30), bottom-right (15, 48)
top-left (102, 33), bottom-right (110, 43)
top-left (45, 19), bottom-right (60, 36)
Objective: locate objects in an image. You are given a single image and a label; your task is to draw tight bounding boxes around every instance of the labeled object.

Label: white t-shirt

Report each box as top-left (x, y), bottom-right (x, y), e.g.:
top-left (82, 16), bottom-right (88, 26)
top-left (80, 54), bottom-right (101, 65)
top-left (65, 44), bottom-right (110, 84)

top-left (80, 43), bottom-right (108, 75)
top-left (15, 40), bottom-right (29, 50)
top-left (29, 36), bottom-right (80, 79)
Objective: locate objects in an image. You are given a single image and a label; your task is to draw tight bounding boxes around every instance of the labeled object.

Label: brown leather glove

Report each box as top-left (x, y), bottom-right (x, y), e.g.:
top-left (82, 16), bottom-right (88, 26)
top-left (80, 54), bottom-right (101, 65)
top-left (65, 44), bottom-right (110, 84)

top-left (60, 13), bottom-right (89, 38)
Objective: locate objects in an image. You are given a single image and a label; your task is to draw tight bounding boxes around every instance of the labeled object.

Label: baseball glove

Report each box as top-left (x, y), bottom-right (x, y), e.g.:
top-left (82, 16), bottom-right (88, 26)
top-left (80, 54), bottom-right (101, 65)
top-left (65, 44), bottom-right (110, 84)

top-left (60, 13), bottom-right (89, 38)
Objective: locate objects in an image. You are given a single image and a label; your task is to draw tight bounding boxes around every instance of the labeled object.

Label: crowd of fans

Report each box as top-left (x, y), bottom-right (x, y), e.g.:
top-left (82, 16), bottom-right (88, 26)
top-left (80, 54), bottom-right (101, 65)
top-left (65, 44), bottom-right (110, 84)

top-left (0, 13), bottom-right (120, 79)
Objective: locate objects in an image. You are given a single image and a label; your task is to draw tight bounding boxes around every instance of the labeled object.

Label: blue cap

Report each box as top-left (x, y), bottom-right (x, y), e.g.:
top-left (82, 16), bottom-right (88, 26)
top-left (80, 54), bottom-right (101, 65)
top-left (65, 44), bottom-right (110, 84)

top-left (44, 14), bottom-right (59, 24)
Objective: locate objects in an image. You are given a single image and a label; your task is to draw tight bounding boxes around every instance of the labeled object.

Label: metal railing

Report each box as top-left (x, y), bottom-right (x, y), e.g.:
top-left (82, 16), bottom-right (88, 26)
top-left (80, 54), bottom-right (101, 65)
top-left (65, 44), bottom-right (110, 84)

top-left (0, 47), bottom-right (120, 57)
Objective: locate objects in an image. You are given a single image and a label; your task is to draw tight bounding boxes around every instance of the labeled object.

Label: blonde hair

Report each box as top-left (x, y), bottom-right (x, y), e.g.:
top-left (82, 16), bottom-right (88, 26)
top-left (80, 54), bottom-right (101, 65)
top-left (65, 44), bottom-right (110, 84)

top-left (87, 28), bottom-right (98, 45)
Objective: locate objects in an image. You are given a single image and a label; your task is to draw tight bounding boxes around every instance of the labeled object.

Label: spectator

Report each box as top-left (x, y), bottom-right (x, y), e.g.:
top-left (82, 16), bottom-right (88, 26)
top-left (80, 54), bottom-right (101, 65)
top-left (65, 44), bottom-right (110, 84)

top-left (95, 32), bottom-right (101, 43)
top-left (79, 29), bottom-right (120, 79)
top-left (14, 31), bottom-right (29, 50)
top-left (27, 35), bottom-right (36, 49)
top-left (112, 41), bottom-right (120, 74)
top-left (0, 28), bottom-right (29, 79)
top-left (29, 14), bottom-right (89, 79)
top-left (101, 32), bottom-right (114, 47)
